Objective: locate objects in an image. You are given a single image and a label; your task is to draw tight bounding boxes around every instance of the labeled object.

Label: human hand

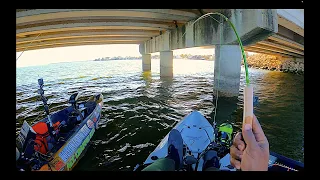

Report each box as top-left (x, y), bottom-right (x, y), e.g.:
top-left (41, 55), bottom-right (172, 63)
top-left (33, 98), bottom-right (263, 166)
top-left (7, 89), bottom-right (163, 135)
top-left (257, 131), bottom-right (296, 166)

top-left (230, 115), bottom-right (269, 171)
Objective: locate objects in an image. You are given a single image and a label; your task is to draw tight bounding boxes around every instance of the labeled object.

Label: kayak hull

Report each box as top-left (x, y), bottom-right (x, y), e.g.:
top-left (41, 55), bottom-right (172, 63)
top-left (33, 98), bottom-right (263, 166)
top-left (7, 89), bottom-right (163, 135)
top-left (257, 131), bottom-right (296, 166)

top-left (48, 94), bottom-right (104, 171)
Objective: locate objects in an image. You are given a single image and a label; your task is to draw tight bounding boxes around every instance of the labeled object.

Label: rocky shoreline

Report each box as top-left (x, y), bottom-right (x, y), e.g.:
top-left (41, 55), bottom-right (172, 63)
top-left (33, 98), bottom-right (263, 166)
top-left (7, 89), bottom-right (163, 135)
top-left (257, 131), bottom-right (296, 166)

top-left (243, 53), bottom-right (304, 74)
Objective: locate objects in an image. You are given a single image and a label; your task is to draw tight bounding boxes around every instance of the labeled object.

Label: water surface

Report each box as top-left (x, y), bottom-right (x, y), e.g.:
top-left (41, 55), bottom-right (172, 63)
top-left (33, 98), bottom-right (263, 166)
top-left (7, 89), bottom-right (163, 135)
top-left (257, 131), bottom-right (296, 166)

top-left (16, 59), bottom-right (304, 170)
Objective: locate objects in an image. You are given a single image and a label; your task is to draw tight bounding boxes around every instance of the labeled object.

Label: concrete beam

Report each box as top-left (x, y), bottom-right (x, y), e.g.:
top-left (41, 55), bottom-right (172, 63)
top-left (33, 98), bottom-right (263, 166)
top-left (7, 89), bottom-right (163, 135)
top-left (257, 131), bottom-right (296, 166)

top-left (17, 17), bottom-right (186, 28)
top-left (277, 25), bottom-right (304, 45)
top-left (257, 40), bottom-right (304, 56)
top-left (160, 51), bottom-right (173, 77)
top-left (142, 9), bottom-right (278, 54)
top-left (249, 44), bottom-right (303, 58)
top-left (277, 9), bottom-right (304, 37)
top-left (268, 34), bottom-right (304, 51)
top-left (16, 9), bottom-right (199, 26)
top-left (244, 47), bottom-right (291, 57)
top-left (16, 40), bottom-right (143, 52)
top-left (16, 30), bottom-right (160, 43)
top-left (17, 37), bottom-right (150, 48)
top-left (17, 9), bottom-right (198, 20)
top-left (16, 22), bottom-right (171, 36)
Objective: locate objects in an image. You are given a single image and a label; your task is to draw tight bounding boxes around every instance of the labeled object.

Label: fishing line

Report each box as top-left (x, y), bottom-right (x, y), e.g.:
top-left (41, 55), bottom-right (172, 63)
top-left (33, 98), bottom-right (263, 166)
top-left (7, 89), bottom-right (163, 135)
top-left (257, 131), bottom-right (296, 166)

top-left (179, 12), bottom-right (250, 85)
top-left (16, 33), bottom-right (42, 61)
top-left (177, 12), bottom-right (251, 127)
top-left (213, 15), bottom-right (223, 127)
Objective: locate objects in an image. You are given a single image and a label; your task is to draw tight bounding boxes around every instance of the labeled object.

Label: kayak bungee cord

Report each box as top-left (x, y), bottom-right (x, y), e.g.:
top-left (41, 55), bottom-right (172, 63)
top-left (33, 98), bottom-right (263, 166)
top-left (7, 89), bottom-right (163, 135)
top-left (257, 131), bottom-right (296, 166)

top-left (179, 11), bottom-right (253, 128)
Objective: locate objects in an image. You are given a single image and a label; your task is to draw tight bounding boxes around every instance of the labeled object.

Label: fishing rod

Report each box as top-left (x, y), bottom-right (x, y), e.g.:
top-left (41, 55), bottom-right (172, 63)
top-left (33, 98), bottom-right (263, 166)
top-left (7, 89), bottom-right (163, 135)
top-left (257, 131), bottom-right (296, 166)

top-left (180, 11), bottom-right (253, 127)
top-left (37, 78), bottom-right (57, 139)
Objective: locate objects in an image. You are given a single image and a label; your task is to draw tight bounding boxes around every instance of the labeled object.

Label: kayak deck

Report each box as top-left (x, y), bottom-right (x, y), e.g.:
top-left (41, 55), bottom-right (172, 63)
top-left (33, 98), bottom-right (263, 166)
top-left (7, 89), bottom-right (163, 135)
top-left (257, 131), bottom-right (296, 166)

top-left (142, 110), bottom-right (304, 171)
top-left (144, 111), bottom-right (215, 171)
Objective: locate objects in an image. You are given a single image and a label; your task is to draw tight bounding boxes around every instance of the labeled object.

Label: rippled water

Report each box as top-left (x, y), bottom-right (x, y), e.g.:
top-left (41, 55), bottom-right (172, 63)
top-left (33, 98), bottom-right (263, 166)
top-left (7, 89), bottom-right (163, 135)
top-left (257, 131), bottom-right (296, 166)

top-left (16, 59), bottom-right (304, 170)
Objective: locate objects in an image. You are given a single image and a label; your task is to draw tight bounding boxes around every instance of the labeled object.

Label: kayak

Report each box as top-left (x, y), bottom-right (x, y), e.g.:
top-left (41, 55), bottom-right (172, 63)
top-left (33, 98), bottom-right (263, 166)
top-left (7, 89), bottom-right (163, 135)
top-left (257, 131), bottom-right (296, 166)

top-left (134, 111), bottom-right (304, 171)
top-left (16, 79), bottom-right (103, 171)
top-left (16, 93), bottom-right (103, 171)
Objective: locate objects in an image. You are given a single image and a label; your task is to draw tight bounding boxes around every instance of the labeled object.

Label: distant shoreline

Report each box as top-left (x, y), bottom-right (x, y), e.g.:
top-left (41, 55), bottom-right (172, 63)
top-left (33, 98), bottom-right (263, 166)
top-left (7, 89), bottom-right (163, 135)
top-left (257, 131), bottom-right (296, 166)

top-left (92, 58), bottom-right (213, 62)
top-left (93, 54), bottom-right (214, 61)
top-left (245, 54), bottom-right (304, 74)
top-left (18, 56), bottom-right (304, 75)
top-left (16, 58), bottom-right (213, 69)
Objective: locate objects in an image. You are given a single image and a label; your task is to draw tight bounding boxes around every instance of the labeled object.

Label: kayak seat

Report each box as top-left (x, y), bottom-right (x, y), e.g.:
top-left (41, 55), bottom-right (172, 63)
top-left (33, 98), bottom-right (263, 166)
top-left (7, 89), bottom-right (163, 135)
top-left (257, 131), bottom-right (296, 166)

top-left (32, 122), bottom-right (50, 154)
top-left (85, 101), bottom-right (97, 115)
top-left (32, 122), bottom-right (59, 154)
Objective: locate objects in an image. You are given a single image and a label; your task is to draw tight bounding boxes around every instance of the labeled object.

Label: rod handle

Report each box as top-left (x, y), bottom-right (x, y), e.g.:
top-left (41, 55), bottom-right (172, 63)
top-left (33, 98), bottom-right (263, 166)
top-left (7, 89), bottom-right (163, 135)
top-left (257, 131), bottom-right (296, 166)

top-left (243, 85), bottom-right (253, 126)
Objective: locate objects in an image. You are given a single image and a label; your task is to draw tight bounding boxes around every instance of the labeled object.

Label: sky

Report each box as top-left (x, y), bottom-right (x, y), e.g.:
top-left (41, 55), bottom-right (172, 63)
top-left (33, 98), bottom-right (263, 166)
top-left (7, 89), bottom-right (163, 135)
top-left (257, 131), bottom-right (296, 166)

top-left (16, 44), bottom-right (250, 68)
top-left (17, 44), bottom-right (140, 68)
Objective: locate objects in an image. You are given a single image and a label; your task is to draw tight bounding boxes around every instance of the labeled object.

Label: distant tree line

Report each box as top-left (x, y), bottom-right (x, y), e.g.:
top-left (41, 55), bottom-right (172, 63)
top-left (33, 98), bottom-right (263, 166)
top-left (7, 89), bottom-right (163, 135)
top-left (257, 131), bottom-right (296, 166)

top-left (178, 54), bottom-right (214, 60)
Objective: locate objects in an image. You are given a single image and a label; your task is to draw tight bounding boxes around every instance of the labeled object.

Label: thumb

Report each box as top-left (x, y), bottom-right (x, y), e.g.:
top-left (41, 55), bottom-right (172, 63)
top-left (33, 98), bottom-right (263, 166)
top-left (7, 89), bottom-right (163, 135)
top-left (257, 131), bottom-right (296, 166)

top-left (242, 123), bottom-right (258, 149)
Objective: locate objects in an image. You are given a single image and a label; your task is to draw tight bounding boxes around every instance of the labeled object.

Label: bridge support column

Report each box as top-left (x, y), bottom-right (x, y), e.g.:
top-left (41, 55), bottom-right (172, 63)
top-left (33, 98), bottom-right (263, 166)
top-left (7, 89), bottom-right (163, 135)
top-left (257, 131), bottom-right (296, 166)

top-left (214, 45), bottom-right (241, 97)
top-left (160, 51), bottom-right (173, 77)
top-left (142, 54), bottom-right (151, 71)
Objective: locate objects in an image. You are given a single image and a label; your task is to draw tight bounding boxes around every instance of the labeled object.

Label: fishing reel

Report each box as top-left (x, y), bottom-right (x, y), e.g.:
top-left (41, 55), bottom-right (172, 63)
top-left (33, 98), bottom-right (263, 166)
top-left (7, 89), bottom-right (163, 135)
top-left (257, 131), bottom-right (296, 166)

top-left (216, 123), bottom-right (233, 147)
top-left (209, 123), bottom-right (234, 158)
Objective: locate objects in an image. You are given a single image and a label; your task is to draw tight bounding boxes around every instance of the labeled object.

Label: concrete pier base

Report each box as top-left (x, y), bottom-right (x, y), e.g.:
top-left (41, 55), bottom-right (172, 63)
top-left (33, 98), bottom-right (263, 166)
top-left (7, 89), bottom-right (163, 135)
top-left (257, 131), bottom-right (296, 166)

top-left (142, 54), bottom-right (151, 71)
top-left (160, 51), bottom-right (173, 77)
top-left (214, 45), bottom-right (241, 97)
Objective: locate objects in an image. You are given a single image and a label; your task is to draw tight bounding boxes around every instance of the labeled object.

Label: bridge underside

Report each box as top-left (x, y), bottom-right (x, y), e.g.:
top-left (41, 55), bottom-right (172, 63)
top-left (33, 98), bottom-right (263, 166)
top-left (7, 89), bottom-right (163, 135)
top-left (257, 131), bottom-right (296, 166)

top-left (17, 9), bottom-right (304, 58)
top-left (16, 9), bottom-right (198, 52)
top-left (16, 9), bottom-right (304, 97)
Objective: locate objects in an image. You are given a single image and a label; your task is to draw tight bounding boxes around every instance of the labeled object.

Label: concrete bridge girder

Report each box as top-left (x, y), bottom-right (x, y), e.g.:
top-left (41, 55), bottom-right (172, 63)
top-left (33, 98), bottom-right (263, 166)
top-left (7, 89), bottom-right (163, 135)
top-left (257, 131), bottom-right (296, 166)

top-left (140, 9), bottom-right (278, 54)
top-left (16, 9), bottom-right (198, 23)
top-left (268, 34), bottom-right (304, 51)
top-left (256, 40), bottom-right (304, 56)
top-left (16, 22), bottom-right (171, 35)
top-left (16, 30), bottom-right (160, 44)
top-left (277, 9), bottom-right (304, 37)
top-left (16, 41), bottom-right (143, 52)
top-left (17, 37), bottom-right (151, 50)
